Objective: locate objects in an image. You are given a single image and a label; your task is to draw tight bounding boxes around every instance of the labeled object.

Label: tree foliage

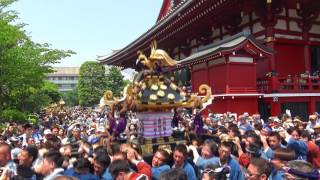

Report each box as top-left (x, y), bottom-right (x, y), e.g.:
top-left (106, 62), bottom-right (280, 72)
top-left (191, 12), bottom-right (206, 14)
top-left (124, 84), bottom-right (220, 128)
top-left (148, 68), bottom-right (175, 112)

top-left (0, 0), bottom-right (74, 115)
top-left (78, 61), bottom-right (107, 107)
top-left (105, 66), bottom-right (125, 97)
top-left (62, 87), bottom-right (79, 107)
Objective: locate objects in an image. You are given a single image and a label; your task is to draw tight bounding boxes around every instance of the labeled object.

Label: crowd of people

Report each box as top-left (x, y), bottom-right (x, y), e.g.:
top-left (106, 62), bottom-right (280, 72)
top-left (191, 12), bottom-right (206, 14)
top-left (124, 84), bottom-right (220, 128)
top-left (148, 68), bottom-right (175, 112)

top-left (0, 107), bottom-right (319, 180)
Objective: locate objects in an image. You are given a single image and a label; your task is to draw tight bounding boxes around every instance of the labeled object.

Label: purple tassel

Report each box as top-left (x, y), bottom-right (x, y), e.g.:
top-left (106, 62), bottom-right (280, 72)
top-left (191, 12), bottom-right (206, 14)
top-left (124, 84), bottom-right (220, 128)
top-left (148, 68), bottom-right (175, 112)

top-left (194, 112), bottom-right (204, 135)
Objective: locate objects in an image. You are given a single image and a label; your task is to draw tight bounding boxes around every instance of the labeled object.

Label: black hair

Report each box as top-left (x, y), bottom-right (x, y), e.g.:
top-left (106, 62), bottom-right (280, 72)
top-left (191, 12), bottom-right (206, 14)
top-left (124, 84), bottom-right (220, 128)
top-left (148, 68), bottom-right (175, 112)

top-left (288, 127), bottom-right (301, 136)
top-left (301, 130), bottom-right (311, 141)
top-left (24, 145), bottom-right (38, 162)
top-left (43, 150), bottom-right (64, 168)
top-left (109, 160), bottom-right (130, 177)
top-left (95, 153), bottom-right (110, 169)
top-left (74, 157), bottom-right (92, 170)
top-left (110, 142), bottom-right (121, 156)
top-left (43, 135), bottom-right (61, 150)
top-left (159, 168), bottom-right (187, 180)
top-left (269, 131), bottom-right (281, 140)
top-left (219, 141), bottom-right (233, 151)
top-left (249, 158), bottom-right (273, 177)
top-left (174, 144), bottom-right (188, 157)
top-left (245, 131), bottom-right (263, 148)
top-left (156, 149), bottom-right (170, 164)
top-left (23, 123), bottom-right (32, 129)
top-left (203, 139), bottom-right (218, 156)
top-left (94, 145), bottom-right (108, 155)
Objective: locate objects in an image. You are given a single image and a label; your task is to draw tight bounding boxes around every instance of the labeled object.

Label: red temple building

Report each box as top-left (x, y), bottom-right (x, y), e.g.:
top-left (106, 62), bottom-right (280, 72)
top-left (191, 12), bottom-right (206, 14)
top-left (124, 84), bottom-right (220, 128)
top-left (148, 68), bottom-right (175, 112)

top-left (99, 0), bottom-right (320, 120)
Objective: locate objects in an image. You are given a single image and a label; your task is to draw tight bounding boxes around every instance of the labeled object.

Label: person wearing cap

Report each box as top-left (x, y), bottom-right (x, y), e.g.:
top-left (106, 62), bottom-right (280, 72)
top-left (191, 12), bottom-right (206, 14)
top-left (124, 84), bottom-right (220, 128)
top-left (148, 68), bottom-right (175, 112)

top-left (313, 124), bottom-right (320, 147)
top-left (271, 117), bottom-right (284, 132)
top-left (306, 114), bottom-right (320, 133)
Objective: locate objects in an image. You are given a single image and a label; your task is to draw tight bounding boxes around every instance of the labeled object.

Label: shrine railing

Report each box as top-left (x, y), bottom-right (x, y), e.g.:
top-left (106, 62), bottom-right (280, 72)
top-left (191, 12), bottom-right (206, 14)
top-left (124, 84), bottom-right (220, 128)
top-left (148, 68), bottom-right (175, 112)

top-left (257, 76), bottom-right (320, 93)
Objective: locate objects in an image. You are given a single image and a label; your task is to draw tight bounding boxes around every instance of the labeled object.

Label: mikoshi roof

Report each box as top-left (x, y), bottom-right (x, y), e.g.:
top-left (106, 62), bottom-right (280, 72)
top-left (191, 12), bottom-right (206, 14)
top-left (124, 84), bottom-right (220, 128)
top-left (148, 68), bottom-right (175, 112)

top-left (99, 41), bottom-right (212, 112)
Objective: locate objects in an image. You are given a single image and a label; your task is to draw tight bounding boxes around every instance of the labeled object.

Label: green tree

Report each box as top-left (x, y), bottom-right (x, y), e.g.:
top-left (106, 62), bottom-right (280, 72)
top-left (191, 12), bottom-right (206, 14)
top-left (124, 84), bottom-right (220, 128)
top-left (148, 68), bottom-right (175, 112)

top-left (0, 0), bottom-right (74, 114)
top-left (78, 61), bottom-right (106, 106)
top-left (62, 87), bottom-right (79, 106)
top-left (105, 66), bottom-right (125, 97)
top-left (41, 81), bottom-right (61, 103)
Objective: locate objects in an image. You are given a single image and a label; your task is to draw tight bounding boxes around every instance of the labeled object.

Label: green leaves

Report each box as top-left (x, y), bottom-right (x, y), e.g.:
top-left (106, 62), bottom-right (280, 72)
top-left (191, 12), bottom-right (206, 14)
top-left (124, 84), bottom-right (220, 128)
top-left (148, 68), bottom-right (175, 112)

top-left (0, 0), bottom-right (74, 114)
top-left (105, 66), bottom-right (125, 97)
top-left (77, 62), bottom-right (126, 107)
top-left (78, 61), bottom-right (107, 106)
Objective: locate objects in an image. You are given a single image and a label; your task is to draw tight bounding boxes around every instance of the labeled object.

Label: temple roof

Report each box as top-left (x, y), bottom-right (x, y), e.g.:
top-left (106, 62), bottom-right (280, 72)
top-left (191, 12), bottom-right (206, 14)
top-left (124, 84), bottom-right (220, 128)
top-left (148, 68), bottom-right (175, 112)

top-left (179, 32), bottom-right (274, 66)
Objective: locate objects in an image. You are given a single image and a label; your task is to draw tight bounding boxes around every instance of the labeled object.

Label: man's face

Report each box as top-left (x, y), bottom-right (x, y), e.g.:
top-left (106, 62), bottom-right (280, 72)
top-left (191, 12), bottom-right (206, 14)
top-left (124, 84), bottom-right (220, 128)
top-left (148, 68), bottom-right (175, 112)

top-left (173, 150), bottom-right (185, 168)
top-left (291, 131), bottom-right (300, 140)
top-left (18, 150), bottom-right (32, 167)
top-left (41, 158), bottom-right (54, 176)
top-left (245, 137), bottom-right (256, 149)
top-left (268, 136), bottom-right (280, 150)
top-left (52, 128), bottom-right (59, 136)
top-left (152, 152), bottom-right (166, 167)
top-left (27, 138), bottom-right (35, 145)
top-left (246, 164), bottom-right (267, 180)
top-left (201, 145), bottom-right (212, 159)
top-left (218, 146), bottom-right (231, 163)
top-left (93, 160), bottom-right (105, 176)
top-left (59, 129), bottom-right (64, 136)
top-left (25, 128), bottom-right (33, 136)
top-left (271, 158), bottom-right (283, 170)
top-left (8, 126), bottom-right (14, 132)
top-left (72, 130), bottom-right (80, 138)
top-left (0, 145), bottom-right (10, 167)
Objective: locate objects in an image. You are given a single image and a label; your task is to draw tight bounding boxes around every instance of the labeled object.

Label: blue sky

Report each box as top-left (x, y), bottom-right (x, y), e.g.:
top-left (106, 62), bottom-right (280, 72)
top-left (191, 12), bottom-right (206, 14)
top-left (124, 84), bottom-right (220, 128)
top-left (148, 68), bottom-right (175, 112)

top-left (12, 0), bottom-right (163, 67)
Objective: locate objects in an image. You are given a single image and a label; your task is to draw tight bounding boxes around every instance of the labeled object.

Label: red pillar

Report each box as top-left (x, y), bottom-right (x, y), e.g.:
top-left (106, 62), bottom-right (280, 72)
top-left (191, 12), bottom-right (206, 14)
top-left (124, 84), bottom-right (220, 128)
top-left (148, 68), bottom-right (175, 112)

top-left (270, 98), bottom-right (281, 116)
top-left (309, 97), bottom-right (316, 114)
top-left (226, 55), bottom-right (230, 93)
top-left (304, 45), bottom-right (311, 72)
top-left (264, 1), bottom-right (276, 72)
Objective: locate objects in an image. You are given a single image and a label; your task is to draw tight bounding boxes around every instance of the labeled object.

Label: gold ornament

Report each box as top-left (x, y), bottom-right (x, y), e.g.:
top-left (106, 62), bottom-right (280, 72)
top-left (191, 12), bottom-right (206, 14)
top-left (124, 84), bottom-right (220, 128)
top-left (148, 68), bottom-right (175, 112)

top-left (160, 84), bottom-right (167, 90)
top-left (168, 93), bottom-right (175, 100)
top-left (157, 90), bottom-right (165, 97)
top-left (151, 84), bottom-right (159, 91)
top-left (150, 94), bottom-right (157, 101)
top-left (170, 83), bottom-right (177, 90)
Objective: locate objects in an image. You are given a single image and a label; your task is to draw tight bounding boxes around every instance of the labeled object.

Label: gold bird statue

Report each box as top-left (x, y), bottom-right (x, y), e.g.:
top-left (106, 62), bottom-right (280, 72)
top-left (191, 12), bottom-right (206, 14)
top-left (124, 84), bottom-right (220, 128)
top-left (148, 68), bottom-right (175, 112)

top-left (136, 40), bottom-right (177, 71)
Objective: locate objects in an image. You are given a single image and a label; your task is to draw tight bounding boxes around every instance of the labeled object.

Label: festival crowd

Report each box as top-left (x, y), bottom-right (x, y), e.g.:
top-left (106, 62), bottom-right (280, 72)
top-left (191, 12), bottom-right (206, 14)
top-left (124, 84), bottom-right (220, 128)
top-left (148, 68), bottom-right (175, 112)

top-left (0, 107), bottom-right (319, 180)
